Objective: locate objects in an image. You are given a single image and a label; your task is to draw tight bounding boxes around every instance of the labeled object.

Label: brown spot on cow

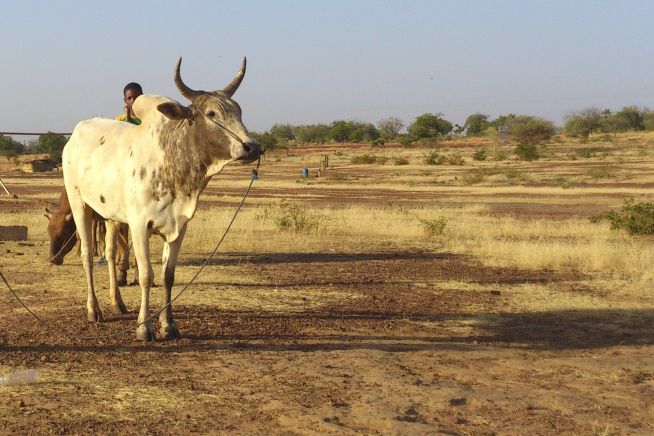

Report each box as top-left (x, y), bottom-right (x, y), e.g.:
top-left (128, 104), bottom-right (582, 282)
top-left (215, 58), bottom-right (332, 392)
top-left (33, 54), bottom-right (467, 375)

top-left (99, 136), bottom-right (105, 145)
top-left (147, 220), bottom-right (154, 230)
top-left (140, 167), bottom-right (146, 179)
top-left (100, 195), bottom-right (105, 203)
top-left (132, 169), bottom-right (136, 177)
top-left (129, 148), bottom-right (133, 158)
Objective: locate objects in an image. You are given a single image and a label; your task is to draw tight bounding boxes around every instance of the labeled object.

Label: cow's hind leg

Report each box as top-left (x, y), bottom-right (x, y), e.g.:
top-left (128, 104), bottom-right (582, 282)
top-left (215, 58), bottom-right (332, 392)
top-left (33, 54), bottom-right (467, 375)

top-left (106, 220), bottom-right (128, 315)
top-left (131, 224), bottom-right (155, 341)
top-left (159, 224), bottom-right (187, 340)
top-left (69, 202), bottom-right (102, 322)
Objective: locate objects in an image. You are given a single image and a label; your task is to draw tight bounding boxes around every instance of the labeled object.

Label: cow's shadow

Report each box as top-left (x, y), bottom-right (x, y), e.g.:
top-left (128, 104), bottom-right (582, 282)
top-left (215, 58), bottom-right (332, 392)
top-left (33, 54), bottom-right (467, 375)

top-left (1, 307), bottom-right (652, 354)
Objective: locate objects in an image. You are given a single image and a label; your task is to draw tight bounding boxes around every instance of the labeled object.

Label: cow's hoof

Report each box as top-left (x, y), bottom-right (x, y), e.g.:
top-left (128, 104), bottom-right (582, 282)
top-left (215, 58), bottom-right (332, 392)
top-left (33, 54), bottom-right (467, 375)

top-left (117, 271), bottom-right (128, 287)
top-left (87, 310), bottom-right (103, 322)
top-left (160, 323), bottom-right (181, 340)
top-left (136, 325), bottom-right (155, 342)
top-left (111, 300), bottom-right (128, 315)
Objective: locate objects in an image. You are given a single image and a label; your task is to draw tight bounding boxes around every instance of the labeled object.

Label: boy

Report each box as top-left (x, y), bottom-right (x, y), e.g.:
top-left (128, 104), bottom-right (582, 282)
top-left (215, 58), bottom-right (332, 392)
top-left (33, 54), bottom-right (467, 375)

top-left (109, 81), bottom-right (144, 284)
top-left (115, 82), bottom-right (143, 125)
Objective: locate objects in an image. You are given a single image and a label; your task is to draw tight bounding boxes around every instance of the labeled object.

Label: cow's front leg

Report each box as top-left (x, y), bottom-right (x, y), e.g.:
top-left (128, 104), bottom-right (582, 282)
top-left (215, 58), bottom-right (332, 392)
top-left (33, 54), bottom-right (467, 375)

top-left (73, 205), bottom-right (102, 322)
top-left (106, 221), bottom-right (128, 314)
top-left (132, 225), bottom-right (155, 341)
top-left (159, 225), bottom-right (186, 340)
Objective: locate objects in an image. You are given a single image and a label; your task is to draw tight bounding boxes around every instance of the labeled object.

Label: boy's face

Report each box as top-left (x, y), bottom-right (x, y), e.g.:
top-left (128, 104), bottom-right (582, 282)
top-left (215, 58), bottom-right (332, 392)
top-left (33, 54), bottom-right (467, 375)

top-left (124, 88), bottom-right (142, 109)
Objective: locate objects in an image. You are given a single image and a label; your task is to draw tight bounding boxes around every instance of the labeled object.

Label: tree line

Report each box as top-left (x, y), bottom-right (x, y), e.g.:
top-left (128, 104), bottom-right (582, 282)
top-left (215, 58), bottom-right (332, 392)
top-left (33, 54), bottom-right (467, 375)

top-left (2, 105), bottom-right (653, 162)
top-left (0, 132), bottom-right (68, 162)
top-left (250, 105), bottom-right (654, 150)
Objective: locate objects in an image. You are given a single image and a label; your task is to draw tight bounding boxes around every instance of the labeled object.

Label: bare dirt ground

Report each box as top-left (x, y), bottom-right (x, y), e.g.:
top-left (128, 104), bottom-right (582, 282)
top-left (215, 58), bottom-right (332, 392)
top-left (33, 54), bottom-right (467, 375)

top-left (1, 143), bottom-right (653, 434)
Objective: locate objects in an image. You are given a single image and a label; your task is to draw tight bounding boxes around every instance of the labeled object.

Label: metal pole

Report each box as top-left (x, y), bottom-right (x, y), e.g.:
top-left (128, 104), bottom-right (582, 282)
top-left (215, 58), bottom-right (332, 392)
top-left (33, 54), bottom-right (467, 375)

top-left (0, 177), bottom-right (15, 197)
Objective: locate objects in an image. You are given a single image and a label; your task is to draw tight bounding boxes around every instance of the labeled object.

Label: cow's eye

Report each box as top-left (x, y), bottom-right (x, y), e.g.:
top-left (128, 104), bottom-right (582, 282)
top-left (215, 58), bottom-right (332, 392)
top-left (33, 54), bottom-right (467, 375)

top-left (206, 111), bottom-right (215, 118)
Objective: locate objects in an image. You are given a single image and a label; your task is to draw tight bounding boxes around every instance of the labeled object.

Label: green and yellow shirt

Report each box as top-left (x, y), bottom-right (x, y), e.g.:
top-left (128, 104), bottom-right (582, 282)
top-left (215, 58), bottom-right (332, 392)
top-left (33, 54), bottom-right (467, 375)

top-left (115, 114), bottom-right (142, 125)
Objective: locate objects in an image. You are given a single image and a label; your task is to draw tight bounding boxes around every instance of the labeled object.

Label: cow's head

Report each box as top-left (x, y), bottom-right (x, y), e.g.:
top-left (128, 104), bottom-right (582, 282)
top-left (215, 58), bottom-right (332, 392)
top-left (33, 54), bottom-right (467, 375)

top-left (44, 208), bottom-right (77, 265)
top-left (157, 58), bottom-right (261, 163)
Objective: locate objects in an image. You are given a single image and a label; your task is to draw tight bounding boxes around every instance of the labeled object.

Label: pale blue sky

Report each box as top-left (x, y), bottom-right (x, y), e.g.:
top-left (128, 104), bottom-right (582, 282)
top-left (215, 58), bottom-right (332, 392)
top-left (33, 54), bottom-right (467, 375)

top-left (1, 0), bottom-right (653, 138)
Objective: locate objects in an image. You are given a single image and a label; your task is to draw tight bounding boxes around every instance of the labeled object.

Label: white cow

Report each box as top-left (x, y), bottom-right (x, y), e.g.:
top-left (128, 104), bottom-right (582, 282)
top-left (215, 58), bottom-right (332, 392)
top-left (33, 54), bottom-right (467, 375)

top-left (63, 58), bottom-right (261, 341)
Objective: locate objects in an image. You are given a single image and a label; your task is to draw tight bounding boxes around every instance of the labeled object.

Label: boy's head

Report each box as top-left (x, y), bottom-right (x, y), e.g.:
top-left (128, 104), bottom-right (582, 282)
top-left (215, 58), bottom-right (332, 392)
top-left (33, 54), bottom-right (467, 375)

top-left (123, 82), bottom-right (143, 109)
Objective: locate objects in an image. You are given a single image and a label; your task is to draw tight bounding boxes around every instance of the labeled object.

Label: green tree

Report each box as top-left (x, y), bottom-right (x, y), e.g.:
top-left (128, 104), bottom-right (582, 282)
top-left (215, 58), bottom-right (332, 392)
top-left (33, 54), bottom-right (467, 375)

top-left (564, 107), bottom-right (606, 138)
top-left (643, 111), bottom-right (654, 131)
top-left (250, 131), bottom-right (278, 151)
top-left (507, 116), bottom-right (555, 145)
top-left (270, 124), bottom-right (295, 142)
top-left (489, 113), bottom-right (517, 129)
top-left (463, 113), bottom-right (490, 136)
top-left (329, 120), bottom-right (379, 143)
top-left (377, 117), bottom-right (404, 139)
top-left (0, 135), bottom-right (24, 158)
top-left (605, 106), bottom-right (645, 132)
top-left (407, 113), bottom-right (453, 139)
top-left (294, 124), bottom-right (330, 144)
top-left (38, 132), bottom-right (68, 163)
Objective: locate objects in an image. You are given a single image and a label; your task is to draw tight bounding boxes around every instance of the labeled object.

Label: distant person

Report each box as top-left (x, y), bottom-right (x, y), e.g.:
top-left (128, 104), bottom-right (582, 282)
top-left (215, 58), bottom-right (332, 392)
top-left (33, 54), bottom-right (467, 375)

top-left (115, 82), bottom-right (143, 125)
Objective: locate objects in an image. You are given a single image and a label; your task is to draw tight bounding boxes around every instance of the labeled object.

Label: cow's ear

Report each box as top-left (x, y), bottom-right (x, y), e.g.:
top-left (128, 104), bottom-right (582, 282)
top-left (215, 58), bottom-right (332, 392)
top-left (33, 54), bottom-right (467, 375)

top-left (44, 207), bottom-right (53, 220)
top-left (157, 102), bottom-right (193, 120)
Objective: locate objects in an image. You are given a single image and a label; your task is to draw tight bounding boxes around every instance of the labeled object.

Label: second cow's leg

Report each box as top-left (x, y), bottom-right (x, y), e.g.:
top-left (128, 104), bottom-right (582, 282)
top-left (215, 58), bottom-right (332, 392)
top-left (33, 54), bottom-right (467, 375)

top-left (116, 223), bottom-right (130, 286)
top-left (106, 220), bottom-right (128, 315)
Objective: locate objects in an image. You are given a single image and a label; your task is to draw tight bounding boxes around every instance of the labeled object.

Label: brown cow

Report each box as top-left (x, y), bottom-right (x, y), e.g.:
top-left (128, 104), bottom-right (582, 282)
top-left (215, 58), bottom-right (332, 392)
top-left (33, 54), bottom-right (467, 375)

top-left (44, 189), bottom-right (131, 313)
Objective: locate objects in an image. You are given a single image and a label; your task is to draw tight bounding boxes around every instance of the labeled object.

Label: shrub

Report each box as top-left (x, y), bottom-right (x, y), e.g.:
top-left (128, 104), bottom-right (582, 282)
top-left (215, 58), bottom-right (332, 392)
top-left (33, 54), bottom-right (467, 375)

top-left (424, 151), bottom-right (445, 165)
top-left (268, 201), bottom-right (320, 232)
top-left (393, 156), bottom-right (409, 165)
top-left (419, 217), bottom-right (447, 237)
top-left (514, 143), bottom-right (539, 161)
top-left (350, 153), bottom-right (388, 164)
top-left (472, 148), bottom-right (487, 161)
top-left (508, 116), bottom-right (555, 144)
top-left (576, 147), bottom-right (602, 158)
top-left (493, 151), bottom-right (508, 161)
top-left (445, 153), bottom-right (465, 166)
top-left (592, 199), bottom-right (654, 235)
top-left (371, 138), bottom-right (385, 147)
top-left (461, 169), bottom-right (487, 185)
top-left (399, 135), bottom-right (414, 148)
top-left (586, 166), bottom-right (616, 179)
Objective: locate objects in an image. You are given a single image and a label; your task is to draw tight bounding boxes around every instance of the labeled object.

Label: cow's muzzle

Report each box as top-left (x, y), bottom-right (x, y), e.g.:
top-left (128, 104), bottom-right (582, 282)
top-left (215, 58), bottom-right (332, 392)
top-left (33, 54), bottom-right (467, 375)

top-left (238, 141), bottom-right (262, 163)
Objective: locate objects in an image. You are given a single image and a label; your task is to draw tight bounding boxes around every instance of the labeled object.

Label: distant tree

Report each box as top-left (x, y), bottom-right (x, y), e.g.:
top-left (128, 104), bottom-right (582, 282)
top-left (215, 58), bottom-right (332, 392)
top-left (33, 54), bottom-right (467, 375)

top-left (294, 124), bottom-right (330, 144)
top-left (564, 107), bottom-right (605, 138)
top-left (329, 120), bottom-right (352, 143)
top-left (605, 106), bottom-right (645, 132)
top-left (407, 113), bottom-right (453, 139)
top-left (507, 116), bottom-right (555, 145)
top-left (0, 135), bottom-right (24, 158)
top-left (377, 117), bottom-right (404, 139)
top-left (489, 113), bottom-right (517, 129)
top-left (250, 131), bottom-right (278, 151)
top-left (329, 120), bottom-right (379, 143)
top-left (270, 124), bottom-right (295, 142)
top-left (643, 111), bottom-right (654, 131)
top-left (463, 113), bottom-right (490, 136)
top-left (38, 132), bottom-right (68, 163)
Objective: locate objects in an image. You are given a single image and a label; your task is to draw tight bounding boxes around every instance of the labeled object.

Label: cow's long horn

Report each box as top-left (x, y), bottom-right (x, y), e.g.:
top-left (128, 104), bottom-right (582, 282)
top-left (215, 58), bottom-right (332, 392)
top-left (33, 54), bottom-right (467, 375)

top-left (174, 57), bottom-right (202, 100)
top-left (220, 57), bottom-right (246, 98)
